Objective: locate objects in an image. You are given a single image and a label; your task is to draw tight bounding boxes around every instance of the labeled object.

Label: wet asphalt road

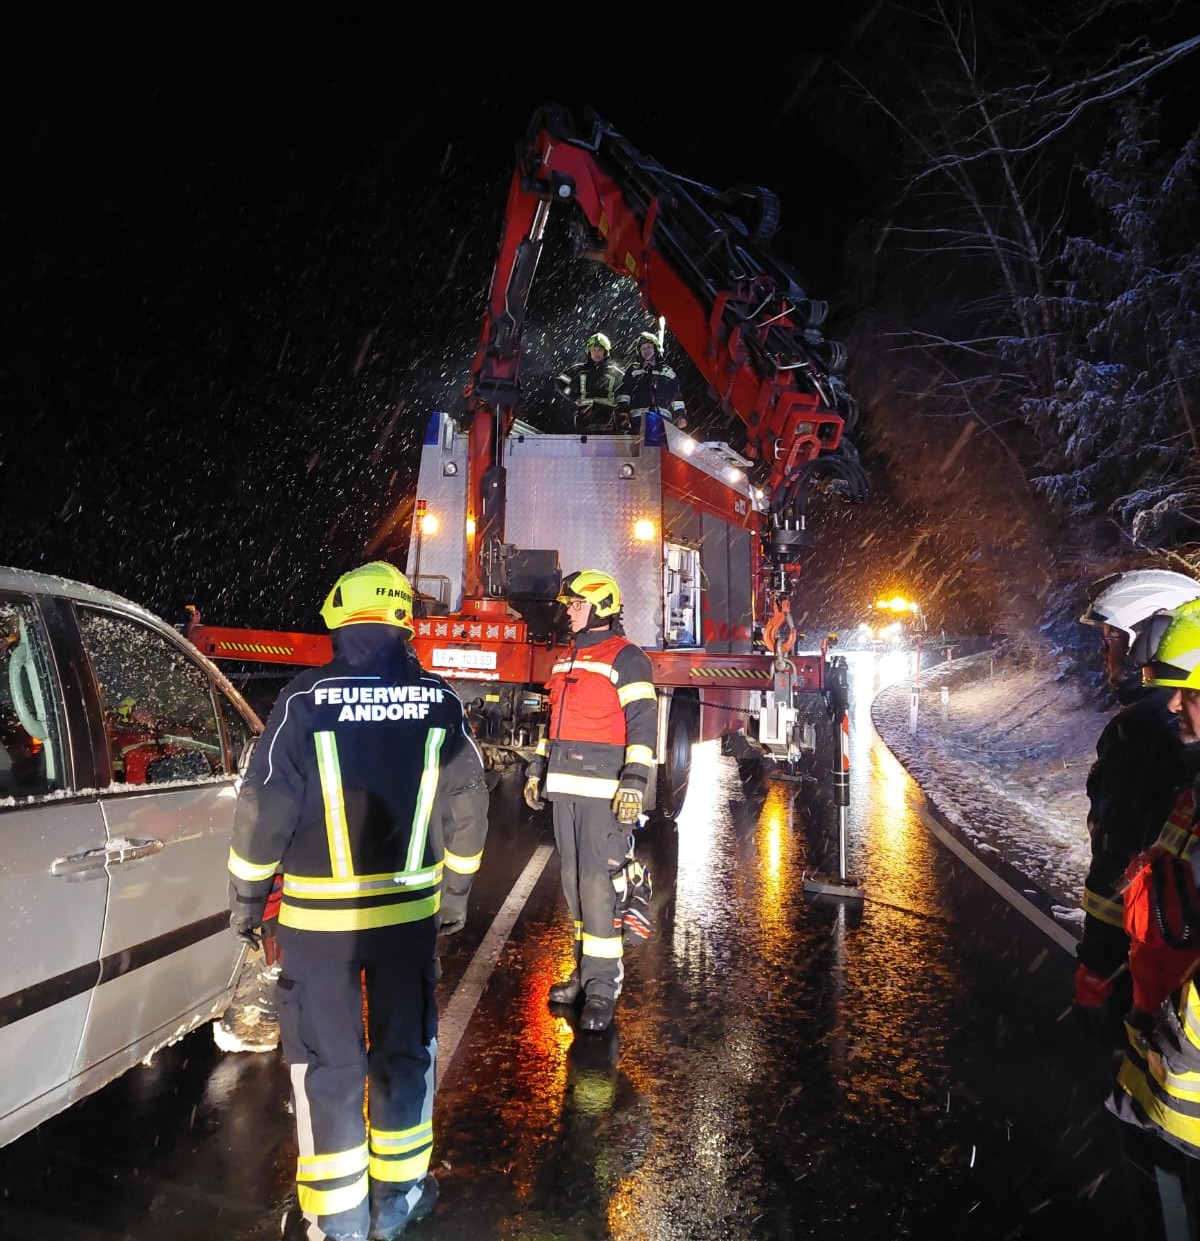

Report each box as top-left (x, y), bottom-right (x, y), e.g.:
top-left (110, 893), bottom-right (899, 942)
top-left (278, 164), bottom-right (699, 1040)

top-left (0, 657), bottom-right (1145, 1240)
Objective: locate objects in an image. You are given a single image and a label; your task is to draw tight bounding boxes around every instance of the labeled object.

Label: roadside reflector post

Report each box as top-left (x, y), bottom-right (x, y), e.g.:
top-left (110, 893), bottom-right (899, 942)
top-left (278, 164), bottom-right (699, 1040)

top-left (909, 684), bottom-right (919, 734)
top-left (940, 684), bottom-right (949, 729)
top-left (803, 707), bottom-right (863, 906)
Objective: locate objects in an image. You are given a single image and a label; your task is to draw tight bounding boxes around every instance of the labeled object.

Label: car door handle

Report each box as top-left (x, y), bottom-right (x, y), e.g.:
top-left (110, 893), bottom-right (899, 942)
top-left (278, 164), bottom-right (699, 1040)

top-left (105, 837), bottom-right (166, 864)
top-left (50, 838), bottom-right (165, 876)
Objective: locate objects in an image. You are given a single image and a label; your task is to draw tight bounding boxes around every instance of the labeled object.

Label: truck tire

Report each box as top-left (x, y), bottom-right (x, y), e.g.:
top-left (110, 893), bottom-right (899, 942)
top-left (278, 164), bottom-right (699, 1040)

top-left (655, 694), bottom-right (698, 820)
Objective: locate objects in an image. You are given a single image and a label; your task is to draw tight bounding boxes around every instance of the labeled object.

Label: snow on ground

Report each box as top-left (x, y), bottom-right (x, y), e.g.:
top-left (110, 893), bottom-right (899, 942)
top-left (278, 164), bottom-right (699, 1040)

top-left (869, 649), bottom-right (1106, 938)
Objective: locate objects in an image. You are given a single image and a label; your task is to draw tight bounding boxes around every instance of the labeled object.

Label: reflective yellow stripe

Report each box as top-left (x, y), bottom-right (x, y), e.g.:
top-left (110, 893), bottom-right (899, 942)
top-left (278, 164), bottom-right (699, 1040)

top-left (369, 1120), bottom-right (433, 1183)
top-left (545, 772), bottom-right (620, 799)
top-left (1081, 886), bottom-right (1124, 928)
top-left (297, 1173), bottom-right (368, 1216)
top-left (535, 739), bottom-right (549, 757)
top-left (1156, 822), bottom-right (1198, 856)
top-left (228, 849), bottom-right (280, 882)
top-left (582, 931), bottom-right (623, 959)
top-left (617, 680), bottom-right (656, 705)
top-left (297, 1143), bottom-right (369, 1180)
top-left (315, 731), bottom-right (353, 878)
top-left (369, 1149), bottom-right (432, 1182)
top-left (283, 866), bottom-right (441, 899)
top-left (624, 744), bottom-right (655, 767)
top-left (444, 848), bottom-right (481, 876)
top-left (279, 893), bottom-right (438, 931)
top-left (408, 728), bottom-right (446, 872)
top-left (573, 919), bottom-right (583, 942)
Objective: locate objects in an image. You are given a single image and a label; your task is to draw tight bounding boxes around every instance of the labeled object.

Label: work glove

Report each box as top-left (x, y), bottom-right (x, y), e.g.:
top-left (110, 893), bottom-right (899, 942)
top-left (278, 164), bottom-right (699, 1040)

top-left (1071, 963), bottom-right (1116, 1041)
top-left (612, 787), bottom-right (643, 825)
top-left (438, 892), bottom-right (467, 936)
top-left (230, 912), bottom-right (262, 951)
top-left (523, 774), bottom-right (545, 811)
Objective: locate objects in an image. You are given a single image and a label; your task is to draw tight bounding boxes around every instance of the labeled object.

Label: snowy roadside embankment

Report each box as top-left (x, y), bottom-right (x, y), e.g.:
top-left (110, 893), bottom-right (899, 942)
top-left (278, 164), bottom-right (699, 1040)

top-left (869, 650), bottom-right (1105, 936)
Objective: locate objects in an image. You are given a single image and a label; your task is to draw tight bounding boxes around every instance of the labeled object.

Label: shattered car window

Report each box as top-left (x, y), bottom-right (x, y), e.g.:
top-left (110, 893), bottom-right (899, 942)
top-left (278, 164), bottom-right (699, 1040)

top-left (77, 607), bottom-right (225, 787)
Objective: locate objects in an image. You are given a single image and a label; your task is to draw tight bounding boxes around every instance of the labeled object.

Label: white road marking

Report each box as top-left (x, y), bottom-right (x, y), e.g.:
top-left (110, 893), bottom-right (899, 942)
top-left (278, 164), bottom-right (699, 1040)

top-left (915, 803), bottom-right (1078, 954)
top-left (437, 842), bottom-right (555, 1087)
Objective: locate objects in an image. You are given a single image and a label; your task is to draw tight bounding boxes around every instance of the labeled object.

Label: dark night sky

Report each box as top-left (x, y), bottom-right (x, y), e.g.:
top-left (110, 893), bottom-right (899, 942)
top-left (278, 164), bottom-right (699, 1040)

top-left (0, 32), bottom-right (883, 632)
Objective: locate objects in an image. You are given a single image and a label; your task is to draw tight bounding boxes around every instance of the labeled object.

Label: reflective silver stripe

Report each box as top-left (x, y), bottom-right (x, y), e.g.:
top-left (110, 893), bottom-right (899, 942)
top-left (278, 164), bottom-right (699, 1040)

top-left (314, 731), bottom-right (352, 878)
top-left (408, 728), bottom-right (446, 872)
top-left (581, 930), bottom-right (624, 959)
top-left (283, 865), bottom-right (442, 899)
top-left (545, 771), bottom-right (620, 799)
top-left (551, 659), bottom-right (616, 680)
top-left (625, 744), bottom-right (655, 766)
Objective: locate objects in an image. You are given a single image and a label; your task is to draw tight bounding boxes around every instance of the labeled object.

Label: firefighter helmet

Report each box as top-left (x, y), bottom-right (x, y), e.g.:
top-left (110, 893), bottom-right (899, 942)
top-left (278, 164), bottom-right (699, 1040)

top-left (320, 561), bottom-right (415, 634)
top-left (117, 696), bottom-right (138, 723)
top-left (637, 331), bottom-right (660, 351)
top-left (557, 569), bottom-right (621, 619)
top-left (1079, 569), bottom-right (1200, 641)
top-left (587, 333), bottom-right (612, 353)
top-left (1144, 599), bottom-right (1200, 690)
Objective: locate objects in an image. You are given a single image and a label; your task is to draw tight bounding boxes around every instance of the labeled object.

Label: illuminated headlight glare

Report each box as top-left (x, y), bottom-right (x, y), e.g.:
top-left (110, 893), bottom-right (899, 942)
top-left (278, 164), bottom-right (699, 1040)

top-left (465, 517), bottom-right (476, 536)
top-left (421, 513), bottom-right (439, 535)
top-left (634, 519), bottom-right (656, 541)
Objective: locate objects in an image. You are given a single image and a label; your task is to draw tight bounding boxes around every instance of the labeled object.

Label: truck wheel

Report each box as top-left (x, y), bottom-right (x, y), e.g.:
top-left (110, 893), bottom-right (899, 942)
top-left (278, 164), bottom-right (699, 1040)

top-left (655, 695), bottom-right (698, 820)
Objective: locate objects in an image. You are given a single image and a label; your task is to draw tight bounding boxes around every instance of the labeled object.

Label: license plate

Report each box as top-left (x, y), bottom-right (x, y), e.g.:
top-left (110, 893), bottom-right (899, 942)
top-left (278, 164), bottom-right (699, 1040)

top-left (431, 647), bottom-right (497, 671)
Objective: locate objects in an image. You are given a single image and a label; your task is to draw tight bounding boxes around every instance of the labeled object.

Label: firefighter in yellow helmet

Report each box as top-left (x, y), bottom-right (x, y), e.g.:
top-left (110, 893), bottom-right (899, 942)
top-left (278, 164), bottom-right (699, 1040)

top-left (555, 331), bottom-right (625, 433)
top-left (228, 561), bottom-right (488, 1241)
top-left (1107, 597), bottom-right (1200, 1237)
top-left (523, 569), bottom-right (658, 1032)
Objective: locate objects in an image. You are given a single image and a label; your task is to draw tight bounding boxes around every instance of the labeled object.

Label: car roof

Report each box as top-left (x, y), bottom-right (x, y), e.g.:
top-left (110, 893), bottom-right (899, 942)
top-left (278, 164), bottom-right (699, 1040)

top-left (0, 564), bottom-right (264, 730)
top-left (0, 564), bottom-right (167, 625)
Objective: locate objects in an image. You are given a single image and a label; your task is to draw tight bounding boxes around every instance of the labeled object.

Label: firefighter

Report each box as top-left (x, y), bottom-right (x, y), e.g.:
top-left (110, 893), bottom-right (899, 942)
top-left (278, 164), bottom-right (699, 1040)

top-left (615, 331), bottom-right (688, 431)
top-left (555, 331), bottom-right (625, 433)
top-left (1071, 570), bottom-right (1200, 1043)
top-left (522, 569), bottom-right (657, 1032)
top-left (1107, 597), bottom-right (1200, 1237)
top-left (228, 560), bottom-right (488, 1241)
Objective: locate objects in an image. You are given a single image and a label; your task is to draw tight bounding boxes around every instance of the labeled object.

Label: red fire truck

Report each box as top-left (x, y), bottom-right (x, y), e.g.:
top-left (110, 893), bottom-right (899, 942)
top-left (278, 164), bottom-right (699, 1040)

top-left (185, 103), bottom-right (869, 825)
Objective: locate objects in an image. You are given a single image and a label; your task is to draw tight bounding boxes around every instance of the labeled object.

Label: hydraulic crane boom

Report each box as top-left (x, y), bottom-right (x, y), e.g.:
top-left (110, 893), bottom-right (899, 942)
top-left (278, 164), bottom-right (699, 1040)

top-left (464, 102), bottom-right (868, 604)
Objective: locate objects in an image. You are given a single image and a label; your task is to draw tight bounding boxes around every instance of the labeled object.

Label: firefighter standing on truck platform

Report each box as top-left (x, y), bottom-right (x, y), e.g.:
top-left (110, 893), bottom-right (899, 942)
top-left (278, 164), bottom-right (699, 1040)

top-left (615, 331), bottom-right (687, 431)
top-left (555, 332), bottom-right (624, 433)
top-left (523, 569), bottom-right (657, 1033)
top-left (227, 561), bottom-right (488, 1241)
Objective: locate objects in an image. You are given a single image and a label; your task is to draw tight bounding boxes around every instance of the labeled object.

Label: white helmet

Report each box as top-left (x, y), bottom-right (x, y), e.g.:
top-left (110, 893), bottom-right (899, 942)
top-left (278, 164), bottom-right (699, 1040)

top-left (1080, 569), bottom-right (1200, 642)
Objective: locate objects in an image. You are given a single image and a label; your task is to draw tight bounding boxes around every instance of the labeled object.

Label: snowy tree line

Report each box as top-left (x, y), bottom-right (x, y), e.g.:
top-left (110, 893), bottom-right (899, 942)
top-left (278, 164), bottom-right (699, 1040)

top-left (802, 0), bottom-right (1200, 672)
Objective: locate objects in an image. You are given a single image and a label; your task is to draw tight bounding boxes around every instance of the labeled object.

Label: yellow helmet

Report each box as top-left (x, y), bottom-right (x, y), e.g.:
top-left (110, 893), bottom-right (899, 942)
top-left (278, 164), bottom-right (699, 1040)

top-left (320, 561), bottom-right (414, 634)
top-left (1144, 598), bottom-right (1200, 689)
top-left (557, 569), bottom-right (621, 619)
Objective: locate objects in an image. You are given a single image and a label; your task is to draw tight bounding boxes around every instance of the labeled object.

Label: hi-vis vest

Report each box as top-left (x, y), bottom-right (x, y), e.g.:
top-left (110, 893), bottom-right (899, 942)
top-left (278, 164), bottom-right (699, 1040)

top-left (1112, 979), bottom-right (1200, 1159)
top-left (536, 632), bottom-right (656, 801)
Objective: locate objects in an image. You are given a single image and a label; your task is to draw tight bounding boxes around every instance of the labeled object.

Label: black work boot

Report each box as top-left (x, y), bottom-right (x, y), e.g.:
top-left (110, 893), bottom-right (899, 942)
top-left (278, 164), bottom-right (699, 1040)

top-left (580, 991), bottom-right (615, 1032)
top-left (548, 971), bottom-right (582, 1005)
